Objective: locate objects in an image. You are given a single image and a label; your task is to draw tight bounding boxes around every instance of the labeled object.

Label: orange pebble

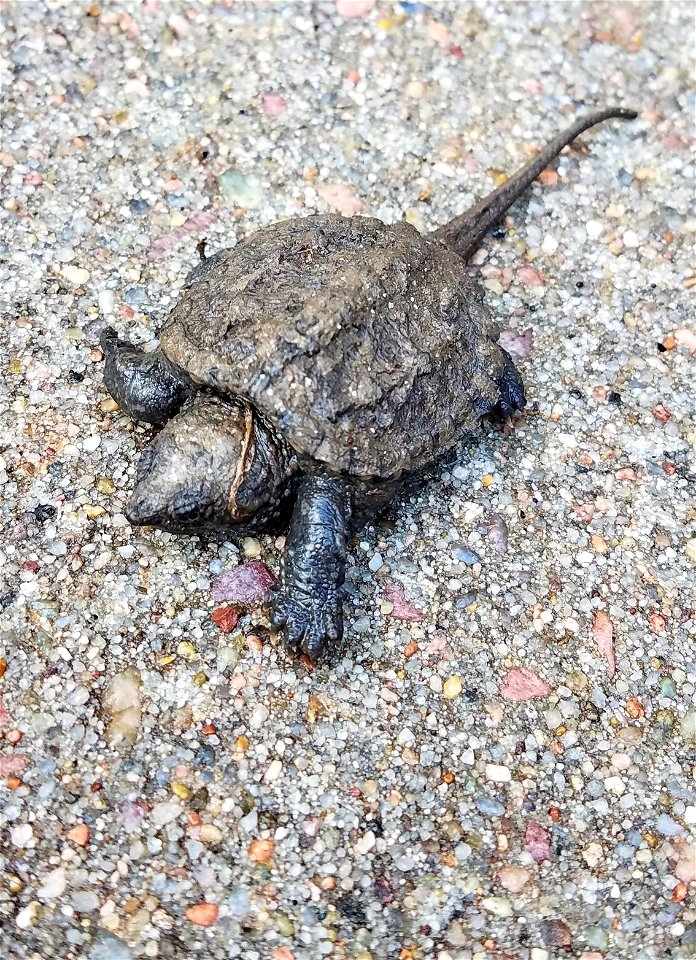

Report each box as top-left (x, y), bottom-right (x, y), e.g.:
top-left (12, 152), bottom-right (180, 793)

top-left (67, 824), bottom-right (90, 846)
top-left (673, 881), bottom-right (687, 902)
top-left (6, 730), bottom-right (22, 746)
top-left (248, 838), bottom-right (275, 865)
top-left (185, 902), bottom-right (219, 927)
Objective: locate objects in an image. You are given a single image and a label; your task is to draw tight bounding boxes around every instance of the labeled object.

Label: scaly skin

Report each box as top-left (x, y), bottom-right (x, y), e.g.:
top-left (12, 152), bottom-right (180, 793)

top-left (268, 475), bottom-right (351, 661)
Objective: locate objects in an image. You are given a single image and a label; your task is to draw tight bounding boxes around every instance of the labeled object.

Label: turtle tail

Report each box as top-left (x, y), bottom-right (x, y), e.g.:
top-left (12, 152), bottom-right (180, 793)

top-left (431, 107), bottom-right (637, 263)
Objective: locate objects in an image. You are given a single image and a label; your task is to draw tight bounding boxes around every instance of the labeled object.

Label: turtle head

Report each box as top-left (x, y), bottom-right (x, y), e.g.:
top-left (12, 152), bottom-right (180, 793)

top-left (126, 394), bottom-right (294, 534)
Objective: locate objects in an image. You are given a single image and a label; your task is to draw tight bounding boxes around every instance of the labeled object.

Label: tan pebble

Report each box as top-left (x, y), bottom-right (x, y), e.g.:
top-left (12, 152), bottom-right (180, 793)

top-left (185, 903), bottom-right (219, 927)
top-left (99, 397), bottom-right (120, 414)
top-left (199, 824), bottom-right (223, 843)
top-left (591, 534), bottom-right (608, 554)
top-left (498, 865), bottom-right (531, 892)
top-left (67, 824), bottom-right (90, 847)
top-left (405, 80), bottom-right (426, 99)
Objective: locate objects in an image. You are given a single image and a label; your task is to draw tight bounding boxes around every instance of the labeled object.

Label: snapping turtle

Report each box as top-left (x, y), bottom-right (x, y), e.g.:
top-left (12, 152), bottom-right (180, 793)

top-left (101, 107), bottom-right (636, 660)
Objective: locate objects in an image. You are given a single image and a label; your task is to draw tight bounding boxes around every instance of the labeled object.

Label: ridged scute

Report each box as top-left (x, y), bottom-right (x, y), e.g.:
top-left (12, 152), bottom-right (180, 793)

top-left (159, 214), bottom-right (506, 478)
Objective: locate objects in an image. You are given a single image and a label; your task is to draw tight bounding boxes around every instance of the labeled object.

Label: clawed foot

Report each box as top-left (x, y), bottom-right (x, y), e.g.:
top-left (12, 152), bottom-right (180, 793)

top-left (267, 583), bottom-right (343, 662)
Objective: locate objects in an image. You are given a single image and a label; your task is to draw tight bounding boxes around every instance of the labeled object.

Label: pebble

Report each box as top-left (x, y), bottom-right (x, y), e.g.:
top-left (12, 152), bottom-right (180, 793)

top-left (150, 801), bottom-right (182, 827)
top-left (211, 560), bottom-right (277, 604)
top-left (88, 932), bottom-right (133, 960)
top-left (37, 867), bottom-right (66, 900)
top-left (11, 823), bottom-right (33, 846)
top-left (185, 903), bottom-right (219, 927)
top-left (481, 896), bottom-right (513, 917)
top-left (242, 537), bottom-right (262, 558)
top-left (582, 842), bottom-right (604, 868)
top-left (656, 814), bottom-right (683, 837)
top-left (476, 796), bottom-right (505, 817)
top-left (485, 763), bottom-right (511, 783)
top-left (443, 675), bottom-right (463, 699)
top-left (101, 668), bottom-right (142, 745)
top-left (452, 545), bottom-right (480, 565)
top-left (218, 169), bottom-right (265, 209)
top-left (250, 704), bottom-right (269, 729)
top-left (499, 667), bottom-right (551, 701)
top-left (498, 865), bottom-right (531, 892)
top-left (680, 709), bottom-right (696, 744)
top-left (61, 265), bottom-right (90, 285)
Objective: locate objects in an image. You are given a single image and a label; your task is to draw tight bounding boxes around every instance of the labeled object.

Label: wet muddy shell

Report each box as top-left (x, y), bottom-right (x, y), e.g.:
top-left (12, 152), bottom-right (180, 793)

top-left (159, 214), bottom-right (508, 479)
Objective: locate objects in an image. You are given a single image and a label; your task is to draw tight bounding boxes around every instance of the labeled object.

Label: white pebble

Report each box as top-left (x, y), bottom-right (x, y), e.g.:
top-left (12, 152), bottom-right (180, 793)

top-left (38, 867), bottom-right (66, 900)
top-left (62, 265), bottom-right (90, 285)
top-left (481, 896), bottom-right (513, 917)
top-left (83, 435), bottom-right (101, 452)
top-left (98, 289), bottom-right (115, 313)
top-left (586, 220), bottom-right (604, 240)
top-left (11, 824), bottom-right (33, 846)
top-left (541, 234), bottom-right (558, 254)
top-left (355, 830), bottom-right (376, 855)
top-left (250, 704), bottom-right (269, 729)
top-left (264, 759), bottom-right (283, 783)
top-left (485, 763), bottom-right (512, 783)
top-left (149, 801), bottom-right (182, 827)
top-left (623, 229), bottom-right (640, 247)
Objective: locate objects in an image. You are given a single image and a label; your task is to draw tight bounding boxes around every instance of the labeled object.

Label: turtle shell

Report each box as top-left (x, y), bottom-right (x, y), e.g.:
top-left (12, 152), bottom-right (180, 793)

top-left (159, 214), bottom-right (507, 479)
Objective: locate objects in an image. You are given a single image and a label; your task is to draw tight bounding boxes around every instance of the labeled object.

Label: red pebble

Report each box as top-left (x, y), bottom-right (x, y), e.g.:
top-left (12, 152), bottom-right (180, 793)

top-left (211, 606), bottom-right (239, 633)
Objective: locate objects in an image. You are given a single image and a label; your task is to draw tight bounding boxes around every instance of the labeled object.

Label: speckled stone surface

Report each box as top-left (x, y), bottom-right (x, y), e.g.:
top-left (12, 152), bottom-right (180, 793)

top-left (1, 3), bottom-right (694, 959)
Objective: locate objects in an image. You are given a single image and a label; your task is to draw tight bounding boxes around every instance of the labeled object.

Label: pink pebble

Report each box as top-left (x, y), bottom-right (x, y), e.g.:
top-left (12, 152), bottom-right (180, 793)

top-left (263, 93), bottom-right (287, 117)
top-left (211, 560), bottom-right (277, 605)
top-left (499, 667), bottom-right (551, 701)
top-left (0, 754), bottom-right (28, 776)
top-left (517, 265), bottom-right (545, 286)
top-left (336, 0), bottom-right (375, 17)
top-left (383, 584), bottom-right (426, 622)
top-left (525, 818), bottom-right (551, 862)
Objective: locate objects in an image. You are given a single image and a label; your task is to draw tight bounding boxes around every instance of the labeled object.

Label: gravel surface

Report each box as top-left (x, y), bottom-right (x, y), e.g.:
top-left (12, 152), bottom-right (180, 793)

top-left (1, 2), bottom-right (695, 959)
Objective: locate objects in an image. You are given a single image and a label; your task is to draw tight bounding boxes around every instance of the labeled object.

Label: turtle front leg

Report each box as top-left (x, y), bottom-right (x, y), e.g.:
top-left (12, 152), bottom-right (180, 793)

top-left (268, 475), bottom-right (351, 662)
top-left (100, 327), bottom-right (196, 425)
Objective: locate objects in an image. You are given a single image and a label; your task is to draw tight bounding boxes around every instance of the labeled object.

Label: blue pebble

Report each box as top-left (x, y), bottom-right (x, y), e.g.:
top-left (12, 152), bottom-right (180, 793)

top-left (129, 198), bottom-right (150, 215)
top-left (452, 546), bottom-right (481, 565)
top-left (400, 1), bottom-right (429, 12)
top-left (196, 745), bottom-right (216, 767)
top-left (123, 286), bottom-right (147, 305)
top-left (475, 796), bottom-right (505, 817)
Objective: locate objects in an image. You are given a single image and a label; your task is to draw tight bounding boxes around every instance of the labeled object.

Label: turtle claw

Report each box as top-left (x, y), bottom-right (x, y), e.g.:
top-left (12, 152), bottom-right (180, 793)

top-left (268, 584), bottom-right (342, 662)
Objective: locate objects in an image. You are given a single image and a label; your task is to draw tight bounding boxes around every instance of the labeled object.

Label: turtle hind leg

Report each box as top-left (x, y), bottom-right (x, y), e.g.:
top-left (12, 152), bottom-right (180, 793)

top-left (100, 327), bottom-right (196, 425)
